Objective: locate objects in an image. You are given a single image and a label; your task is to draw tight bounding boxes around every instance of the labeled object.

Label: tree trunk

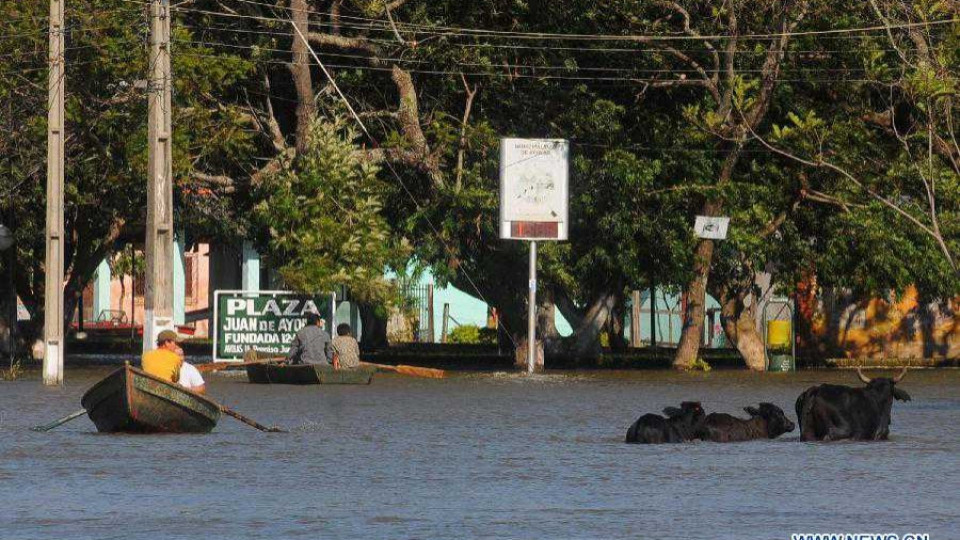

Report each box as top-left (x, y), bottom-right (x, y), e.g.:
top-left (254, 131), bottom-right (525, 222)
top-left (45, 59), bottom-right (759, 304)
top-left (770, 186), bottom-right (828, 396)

top-left (118, 280), bottom-right (126, 323)
top-left (674, 237), bottom-right (715, 369)
top-left (570, 291), bottom-right (618, 357)
top-left (0, 245), bottom-right (17, 358)
top-left (718, 288), bottom-right (767, 371)
top-left (290, 0), bottom-right (315, 154)
top-left (673, 143), bottom-right (743, 369)
top-left (607, 292), bottom-right (628, 351)
top-left (357, 301), bottom-right (389, 349)
top-left (537, 289), bottom-right (562, 354)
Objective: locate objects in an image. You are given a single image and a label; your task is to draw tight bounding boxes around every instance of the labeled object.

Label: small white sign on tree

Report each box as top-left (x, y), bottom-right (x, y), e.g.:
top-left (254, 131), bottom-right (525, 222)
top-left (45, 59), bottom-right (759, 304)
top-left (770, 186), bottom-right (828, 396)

top-left (499, 138), bottom-right (569, 241)
top-left (694, 216), bottom-right (730, 240)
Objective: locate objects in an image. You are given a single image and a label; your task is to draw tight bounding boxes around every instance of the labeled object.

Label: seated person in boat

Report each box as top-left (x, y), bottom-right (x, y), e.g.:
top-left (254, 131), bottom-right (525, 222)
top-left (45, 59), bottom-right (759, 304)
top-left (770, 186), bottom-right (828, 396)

top-left (331, 323), bottom-right (361, 370)
top-left (141, 329), bottom-right (183, 383)
top-left (286, 313), bottom-right (334, 366)
top-left (172, 344), bottom-right (206, 394)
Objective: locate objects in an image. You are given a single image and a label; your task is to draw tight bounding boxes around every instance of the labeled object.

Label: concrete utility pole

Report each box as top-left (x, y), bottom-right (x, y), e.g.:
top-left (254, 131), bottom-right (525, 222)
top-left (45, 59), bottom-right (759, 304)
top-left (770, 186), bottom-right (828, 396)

top-left (43, 0), bottom-right (65, 385)
top-left (143, 0), bottom-right (175, 353)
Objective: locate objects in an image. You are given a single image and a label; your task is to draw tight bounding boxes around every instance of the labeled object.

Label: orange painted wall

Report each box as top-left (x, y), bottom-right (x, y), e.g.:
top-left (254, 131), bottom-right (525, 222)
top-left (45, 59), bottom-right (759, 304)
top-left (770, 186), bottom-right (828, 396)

top-left (802, 283), bottom-right (960, 359)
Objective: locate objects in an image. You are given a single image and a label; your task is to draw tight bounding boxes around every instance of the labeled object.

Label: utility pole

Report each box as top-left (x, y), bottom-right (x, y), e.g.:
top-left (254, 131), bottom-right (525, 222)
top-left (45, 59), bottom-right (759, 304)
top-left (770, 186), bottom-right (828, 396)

top-left (143, 0), bottom-right (174, 353)
top-left (43, 0), bottom-right (65, 385)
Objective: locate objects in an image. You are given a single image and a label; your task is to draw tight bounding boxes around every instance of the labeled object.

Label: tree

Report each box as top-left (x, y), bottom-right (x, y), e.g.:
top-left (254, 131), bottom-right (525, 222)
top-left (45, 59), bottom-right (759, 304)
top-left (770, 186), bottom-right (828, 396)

top-left (754, 1), bottom-right (960, 286)
top-left (0, 1), bottom-right (257, 349)
top-left (253, 115), bottom-right (409, 308)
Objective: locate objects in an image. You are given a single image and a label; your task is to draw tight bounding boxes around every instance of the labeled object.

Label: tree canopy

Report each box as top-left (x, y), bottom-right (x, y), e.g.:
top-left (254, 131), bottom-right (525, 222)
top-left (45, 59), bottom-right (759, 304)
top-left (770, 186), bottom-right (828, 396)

top-left (1, 0), bottom-right (958, 365)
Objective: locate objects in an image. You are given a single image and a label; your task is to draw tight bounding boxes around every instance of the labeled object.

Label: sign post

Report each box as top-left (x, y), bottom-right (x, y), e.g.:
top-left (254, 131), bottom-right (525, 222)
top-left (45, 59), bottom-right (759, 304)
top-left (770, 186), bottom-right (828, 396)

top-left (527, 240), bottom-right (537, 374)
top-left (213, 290), bottom-right (336, 362)
top-left (499, 138), bottom-right (569, 373)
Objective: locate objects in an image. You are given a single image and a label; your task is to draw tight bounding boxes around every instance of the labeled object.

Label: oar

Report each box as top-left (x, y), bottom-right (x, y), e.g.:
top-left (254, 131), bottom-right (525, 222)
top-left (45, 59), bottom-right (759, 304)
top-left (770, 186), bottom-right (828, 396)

top-left (198, 349), bottom-right (285, 373)
top-left (31, 409), bottom-right (87, 432)
top-left (219, 404), bottom-right (286, 433)
top-left (197, 359), bottom-right (284, 373)
top-left (360, 361), bottom-right (445, 379)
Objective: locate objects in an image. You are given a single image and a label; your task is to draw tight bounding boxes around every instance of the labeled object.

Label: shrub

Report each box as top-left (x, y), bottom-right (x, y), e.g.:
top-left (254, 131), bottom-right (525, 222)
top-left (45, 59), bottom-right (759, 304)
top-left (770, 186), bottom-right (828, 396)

top-left (447, 325), bottom-right (497, 345)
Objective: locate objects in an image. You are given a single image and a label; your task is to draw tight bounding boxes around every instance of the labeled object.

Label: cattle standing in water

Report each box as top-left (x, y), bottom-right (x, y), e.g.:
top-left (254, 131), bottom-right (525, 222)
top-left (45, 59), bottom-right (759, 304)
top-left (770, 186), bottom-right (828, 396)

top-left (795, 367), bottom-right (910, 441)
top-left (696, 403), bottom-right (795, 442)
top-left (625, 402), bottom-right (705, 444)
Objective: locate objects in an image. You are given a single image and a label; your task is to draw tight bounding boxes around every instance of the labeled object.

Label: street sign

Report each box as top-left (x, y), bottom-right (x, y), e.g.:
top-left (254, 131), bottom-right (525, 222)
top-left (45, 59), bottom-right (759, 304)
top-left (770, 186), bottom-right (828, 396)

top-left (212, 290), bottom-right (335, 362)
top-left (694, 216), bottom-right (730, 240)
top-left (500, 138), bottom-right (569, 240)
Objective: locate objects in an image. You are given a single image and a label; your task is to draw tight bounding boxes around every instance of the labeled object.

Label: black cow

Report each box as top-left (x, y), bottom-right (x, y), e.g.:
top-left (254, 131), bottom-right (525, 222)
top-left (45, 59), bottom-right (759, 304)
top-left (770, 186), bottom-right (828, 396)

top-left (625, 401), bottom-right (705, 444)
top-left (696, 403), bottom-right (795, 442)
top-left (796, 367), bottom-right (911, 441)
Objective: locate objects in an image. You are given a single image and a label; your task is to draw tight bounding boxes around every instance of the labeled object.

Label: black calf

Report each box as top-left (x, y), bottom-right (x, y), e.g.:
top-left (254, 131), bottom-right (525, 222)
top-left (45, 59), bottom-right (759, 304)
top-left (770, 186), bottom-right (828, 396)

top-left (625, 401), bottom-right (705, 444)
top-left (697, 402), bottom-right (795, 442)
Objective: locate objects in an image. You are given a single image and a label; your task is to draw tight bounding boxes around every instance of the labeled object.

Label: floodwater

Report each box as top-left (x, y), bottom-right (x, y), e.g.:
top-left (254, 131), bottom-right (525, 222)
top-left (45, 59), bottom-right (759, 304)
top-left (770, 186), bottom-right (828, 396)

top-left (2, 366), bottom-right (958, 540)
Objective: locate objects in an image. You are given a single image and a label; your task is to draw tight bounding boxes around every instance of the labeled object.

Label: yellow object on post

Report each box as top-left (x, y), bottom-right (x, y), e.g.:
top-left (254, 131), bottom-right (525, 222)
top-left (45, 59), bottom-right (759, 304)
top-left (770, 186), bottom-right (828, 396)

top-left (766, 320), bottom-right (792, 348)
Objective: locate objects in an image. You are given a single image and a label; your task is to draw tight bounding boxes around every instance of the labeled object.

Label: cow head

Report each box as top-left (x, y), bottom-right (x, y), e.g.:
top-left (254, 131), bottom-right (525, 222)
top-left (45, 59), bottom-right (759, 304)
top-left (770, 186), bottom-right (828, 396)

top-left (663, 401), bottom-right (706, 421)
top-left (857, 367), bottom-right (911, 401)
top-left (744, 402), bottom-right (796, 438)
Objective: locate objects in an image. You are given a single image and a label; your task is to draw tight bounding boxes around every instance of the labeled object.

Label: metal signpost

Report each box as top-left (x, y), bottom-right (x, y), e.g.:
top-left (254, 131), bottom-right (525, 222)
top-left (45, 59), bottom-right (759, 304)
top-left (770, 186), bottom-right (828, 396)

top-left (212, 290), bottom-right (336, 362)
top-left (499, 138), bottom-right (569, 373)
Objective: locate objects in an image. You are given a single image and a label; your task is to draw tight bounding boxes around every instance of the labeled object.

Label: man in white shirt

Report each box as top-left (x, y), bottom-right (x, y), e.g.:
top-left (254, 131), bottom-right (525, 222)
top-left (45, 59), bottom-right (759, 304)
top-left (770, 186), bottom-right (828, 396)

top-left (173, 345), bottom-right (207, 394)
top-left (178, 362), bottom-right (206, 394)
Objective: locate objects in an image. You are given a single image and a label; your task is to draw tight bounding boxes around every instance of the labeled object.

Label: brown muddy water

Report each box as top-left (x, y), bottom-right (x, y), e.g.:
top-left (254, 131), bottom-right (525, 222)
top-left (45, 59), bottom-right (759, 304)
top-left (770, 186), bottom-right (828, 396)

top-left (1, 367), bottom-right (958, 540)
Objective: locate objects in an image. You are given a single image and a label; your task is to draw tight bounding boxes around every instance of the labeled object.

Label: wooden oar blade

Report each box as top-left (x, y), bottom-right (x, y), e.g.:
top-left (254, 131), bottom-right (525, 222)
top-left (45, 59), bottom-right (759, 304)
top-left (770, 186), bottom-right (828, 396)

top-left (395, 365), bottom-right (445, 379)
top-left (219, 405), bottom-right (287, 433)
top-left (32, 409), bottom-right (87, 432)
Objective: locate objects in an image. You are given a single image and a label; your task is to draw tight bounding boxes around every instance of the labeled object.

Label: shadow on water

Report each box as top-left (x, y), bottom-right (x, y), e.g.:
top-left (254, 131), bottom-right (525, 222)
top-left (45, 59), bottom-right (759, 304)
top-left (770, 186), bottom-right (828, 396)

top-left (2, 366), bottom-right (959, 539)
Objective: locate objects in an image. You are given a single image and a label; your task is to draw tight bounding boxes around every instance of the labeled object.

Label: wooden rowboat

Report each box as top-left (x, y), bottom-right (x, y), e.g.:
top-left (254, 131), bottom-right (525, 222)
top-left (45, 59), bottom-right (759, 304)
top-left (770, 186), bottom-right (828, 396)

top-left (245, 363), bottom-right (375, 385)
top-left (81, 364), bottom-right (221, 433)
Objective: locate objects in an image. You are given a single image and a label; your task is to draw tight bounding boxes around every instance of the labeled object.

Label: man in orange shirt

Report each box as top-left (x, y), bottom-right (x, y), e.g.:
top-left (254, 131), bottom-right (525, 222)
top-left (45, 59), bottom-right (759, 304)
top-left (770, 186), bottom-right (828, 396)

top-left (141, 330), bottom-right (183, 383)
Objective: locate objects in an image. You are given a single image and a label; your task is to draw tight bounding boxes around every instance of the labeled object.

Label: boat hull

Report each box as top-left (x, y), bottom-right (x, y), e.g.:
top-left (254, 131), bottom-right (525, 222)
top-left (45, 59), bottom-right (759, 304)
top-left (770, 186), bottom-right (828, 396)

top-left (81, 365), bottom-right (221, 433)
top-left (245, 363), bottom-right (375, 385)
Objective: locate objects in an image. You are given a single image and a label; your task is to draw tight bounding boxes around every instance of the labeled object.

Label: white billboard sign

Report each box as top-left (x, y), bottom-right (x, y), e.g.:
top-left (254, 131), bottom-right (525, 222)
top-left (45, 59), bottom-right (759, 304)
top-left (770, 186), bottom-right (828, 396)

top-left (694, 216), bottom-right (730, 240)
top-left (499, 138), bottom-right (569, 240)
top-left (212, 290), bottom-right (336, 362)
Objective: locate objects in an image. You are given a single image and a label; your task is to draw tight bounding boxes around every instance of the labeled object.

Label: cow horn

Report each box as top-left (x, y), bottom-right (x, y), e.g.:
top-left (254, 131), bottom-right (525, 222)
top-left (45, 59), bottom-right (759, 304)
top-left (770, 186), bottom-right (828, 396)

top-left (856, 367), bottom-right (872, 384)
top-left (892, 366), bottom-right (908, 383)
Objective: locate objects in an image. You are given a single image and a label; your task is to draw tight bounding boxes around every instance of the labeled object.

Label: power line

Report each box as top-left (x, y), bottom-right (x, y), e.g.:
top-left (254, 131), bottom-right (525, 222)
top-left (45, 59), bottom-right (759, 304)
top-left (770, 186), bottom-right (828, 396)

top-left (177, 51), bottom-right (950, 83)
top-left (176, 21), bottom-right (928, 55)
top-left (222, 0), bottom-right (960, 43)
top-left (112, 0), bottom-right (960, 44)
top-left (287, 18), bottom-right (521, 346)
top-left (174, 21), bottom-right (927, 57)
top-left (174, 36), bottom-right (897, 75)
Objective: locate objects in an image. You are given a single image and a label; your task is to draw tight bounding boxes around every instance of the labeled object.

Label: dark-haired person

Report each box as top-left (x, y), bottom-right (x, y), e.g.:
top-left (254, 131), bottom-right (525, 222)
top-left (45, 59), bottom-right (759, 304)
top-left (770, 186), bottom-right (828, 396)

top-left (286, 313), bottom-right (333, 366)
top-left (141, 329), bottom-right (183, 383)
top-left (331, 323), bottom-right (361, 370)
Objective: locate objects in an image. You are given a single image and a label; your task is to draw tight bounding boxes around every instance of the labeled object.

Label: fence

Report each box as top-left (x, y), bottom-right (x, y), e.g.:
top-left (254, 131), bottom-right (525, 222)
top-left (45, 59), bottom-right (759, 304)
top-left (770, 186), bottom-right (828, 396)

top-left (396, 281), bottom-right (435, 343)
top-left (625, 289), bottom-right (728, 348)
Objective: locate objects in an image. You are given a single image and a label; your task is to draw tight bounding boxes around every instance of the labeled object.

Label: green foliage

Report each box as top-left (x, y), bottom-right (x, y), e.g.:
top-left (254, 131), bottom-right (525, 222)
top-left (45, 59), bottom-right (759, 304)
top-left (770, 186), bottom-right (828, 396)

top-left (0, 359), bottom-right (23, 382)
top-left (254, 116), bottom-right (409, 305)
top-left (446, 324), bottom-right (497, 345)
top-left (4, 0), bottom-right (959, 356)
top-left (689, 357), bottom-right (712, 372)
top-left (1, 0), bottom-right (259, 329)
